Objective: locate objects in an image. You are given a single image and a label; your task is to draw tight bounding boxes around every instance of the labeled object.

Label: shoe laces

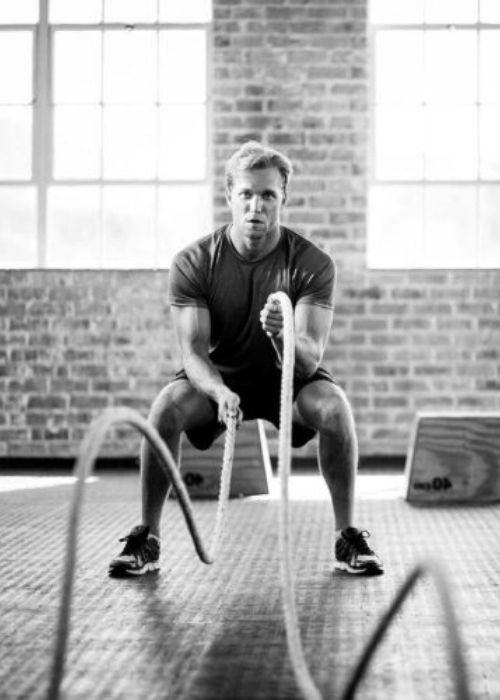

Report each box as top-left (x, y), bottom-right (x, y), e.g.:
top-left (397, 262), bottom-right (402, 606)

top-left (118, 526), bottom-right (149, 556)
top-left (344, 528), bottom-right (374, 555)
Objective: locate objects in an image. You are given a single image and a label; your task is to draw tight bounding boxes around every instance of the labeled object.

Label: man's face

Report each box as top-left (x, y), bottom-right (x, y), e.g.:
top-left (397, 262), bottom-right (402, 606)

top-left (226, 167), bottom-right (286, 257)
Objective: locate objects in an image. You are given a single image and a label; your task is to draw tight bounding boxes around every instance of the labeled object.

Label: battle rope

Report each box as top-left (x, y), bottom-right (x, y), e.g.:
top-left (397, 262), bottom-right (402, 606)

top-left (47, 291), bottom-right (471, 700)
top-left (271, 292), bottom-right (322, 700)
top-left (271, 291), bottom-right (471, 700)
top-left (48, 408), bottom-right (236, 700)
top-left (342, 559), bottom-right (471, 700)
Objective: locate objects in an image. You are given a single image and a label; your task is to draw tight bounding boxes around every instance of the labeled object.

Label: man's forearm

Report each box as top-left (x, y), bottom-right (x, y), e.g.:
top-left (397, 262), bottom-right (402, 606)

top-left (183, 350), bottom-right (243, 427)
top-left (183, 352), bottom-right (226, 402)
top-left (270, 334), bottom-right (320, 379)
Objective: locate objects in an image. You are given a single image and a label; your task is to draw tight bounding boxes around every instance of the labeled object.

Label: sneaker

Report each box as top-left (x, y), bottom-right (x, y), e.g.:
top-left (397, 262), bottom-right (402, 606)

top-left (334, 527), bottom-right (384, 576)
top-left (108, 525), bottom-right (160, 578)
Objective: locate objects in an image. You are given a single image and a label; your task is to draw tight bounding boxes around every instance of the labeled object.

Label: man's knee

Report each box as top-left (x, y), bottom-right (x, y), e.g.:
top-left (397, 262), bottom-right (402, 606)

top-left (148, 380), bottom-right (215, 437)
top-left (325, 388), bottom-right (355, 437)
top-left (296, 382), bottom-right (354, 433)
top-left (147, 384), bottom-right (182, 436)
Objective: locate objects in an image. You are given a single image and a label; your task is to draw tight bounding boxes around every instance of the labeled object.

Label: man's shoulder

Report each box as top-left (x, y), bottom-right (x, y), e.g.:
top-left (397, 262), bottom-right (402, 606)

top-left (168, 227), bottom-right (229, 305)
top-left (282, 227), bottom-right (334, 268)
top-left (173, 226), bottom-right (227, 265)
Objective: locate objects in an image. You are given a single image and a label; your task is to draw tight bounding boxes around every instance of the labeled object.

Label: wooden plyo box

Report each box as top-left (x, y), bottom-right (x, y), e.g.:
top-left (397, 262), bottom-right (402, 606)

top-left (179, 419), bottom-right (273, 498)
top-left (405, 412), bottom-right (500, 503)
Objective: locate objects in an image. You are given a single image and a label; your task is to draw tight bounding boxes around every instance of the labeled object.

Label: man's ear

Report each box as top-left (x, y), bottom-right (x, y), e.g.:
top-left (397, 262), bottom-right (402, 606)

top-left (225, 187), bottom-right (232, 206)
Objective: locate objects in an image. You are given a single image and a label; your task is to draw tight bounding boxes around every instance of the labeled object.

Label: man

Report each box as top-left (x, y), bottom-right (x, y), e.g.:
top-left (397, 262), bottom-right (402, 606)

top-left (109, 141), bottom-right (383, 578)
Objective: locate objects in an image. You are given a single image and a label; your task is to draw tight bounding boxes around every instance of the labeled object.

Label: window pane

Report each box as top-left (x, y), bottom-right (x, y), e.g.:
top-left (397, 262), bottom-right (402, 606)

top-left (369, 0), bottom-right (424, 24)
top-left (479, 186), bottom-right (500, 267)
top-left (102, 186), bottom-right (156, 268)
top-left (104, 0), bottom-right (157, 23)
top-left (0, 32), bottom-right (32, 103)
top-left (480, 31), bottom-right (500, 103)
top-left (424, 106), bottom-right (477, 180)
top-left (103, 31), bottom-right (157, 105)
top-left (424, 187), bottom-right (477, 268)
top-left (103, 106), bottom-right (156, 179)
top-left (159, 106), bottom-right (206, 180)
top-left (425, 0), bottom-right (477, 24)
top-left (53, 32), bottom-right (101, 104)
top-left (159, 0), bottom-right (212, 23)
top-left (53, 106), bottom-right (101, 179)
top-left (375, 31), bottom-right (423, 104)
top-left (367, 185), bottom-right (424, 268)
top-left (159, 31), bottom-right (206, 104)
top-left (50, 0), bottom-right (102, 24)
top-left (0, 107), bottom-right (32, 179)
top-left (0, 187), bottom-right (36, 267)
top-left (425, 30), bottom-right (476, 104)
top-left (0, 0), bottom-right (38, 24)
top-left (481, 0), bottom-right (500, 23)
top-left (158, 185), bottom-right (211, 267)
top-left (47, 187), bottom-right (100, 268)
top-left (480, 106), bottom-right (500, 179)
top-left (375, 106), bottom-right (423, 179)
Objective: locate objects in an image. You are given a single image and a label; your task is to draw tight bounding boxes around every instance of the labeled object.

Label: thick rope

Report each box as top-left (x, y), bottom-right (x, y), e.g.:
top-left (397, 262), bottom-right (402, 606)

top-left (270, 292), bottom-right (322, 700)
top-left (270, 291), bottom-right (471, 700)
top-left (48, 408), bottom-right (236, 700)
top-left (341, 559), bottom-right (471, 700)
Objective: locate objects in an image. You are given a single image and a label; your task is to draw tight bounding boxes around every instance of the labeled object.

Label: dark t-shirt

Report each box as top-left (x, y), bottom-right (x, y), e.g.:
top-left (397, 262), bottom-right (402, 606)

top-left (168, 225), bottom-right (335, 390)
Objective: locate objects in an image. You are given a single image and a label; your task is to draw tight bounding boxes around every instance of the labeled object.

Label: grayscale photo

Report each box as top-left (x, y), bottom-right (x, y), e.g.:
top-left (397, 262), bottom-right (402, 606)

top-left (0, 1), bottom-right (499, 699)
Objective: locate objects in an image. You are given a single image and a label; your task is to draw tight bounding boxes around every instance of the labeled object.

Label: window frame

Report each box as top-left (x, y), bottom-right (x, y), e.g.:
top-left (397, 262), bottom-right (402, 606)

top-left (0, 0), bottom-right (212, 269)
top-left (368, 6), bottom-right (500, 270)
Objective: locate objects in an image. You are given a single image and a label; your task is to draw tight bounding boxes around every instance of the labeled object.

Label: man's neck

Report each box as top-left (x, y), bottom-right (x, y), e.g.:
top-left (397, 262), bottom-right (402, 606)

top-left (228, 225), bottom-right (282, 261)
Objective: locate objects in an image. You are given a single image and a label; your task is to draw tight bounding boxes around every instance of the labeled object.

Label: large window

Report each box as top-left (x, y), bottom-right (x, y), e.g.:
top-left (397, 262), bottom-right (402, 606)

top-left (368, 0), bottom-right (500, 269)
top-left (0, 0), bottom-right (211, 269)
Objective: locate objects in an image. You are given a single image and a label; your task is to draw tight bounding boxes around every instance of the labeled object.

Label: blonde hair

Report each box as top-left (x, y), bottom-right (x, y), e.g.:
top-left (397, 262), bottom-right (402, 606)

top-left (225, 141), bottom-right (293, 195)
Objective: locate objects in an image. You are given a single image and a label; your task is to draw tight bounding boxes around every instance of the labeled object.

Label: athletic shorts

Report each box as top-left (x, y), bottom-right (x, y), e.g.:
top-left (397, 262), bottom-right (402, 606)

top-left (170, 366), bottom-right (336, 450)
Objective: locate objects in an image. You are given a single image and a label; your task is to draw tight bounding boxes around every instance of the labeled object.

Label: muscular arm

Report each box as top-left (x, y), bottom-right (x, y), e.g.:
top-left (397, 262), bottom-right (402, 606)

top-left (261, 301), bottom-right (333, 379)
top-left (171, 305), bottom-right (242, 425)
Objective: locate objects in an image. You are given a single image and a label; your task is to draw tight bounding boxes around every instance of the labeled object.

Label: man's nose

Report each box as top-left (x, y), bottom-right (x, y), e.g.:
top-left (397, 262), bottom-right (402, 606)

top-left (249, 195), bottom-right (262, 212)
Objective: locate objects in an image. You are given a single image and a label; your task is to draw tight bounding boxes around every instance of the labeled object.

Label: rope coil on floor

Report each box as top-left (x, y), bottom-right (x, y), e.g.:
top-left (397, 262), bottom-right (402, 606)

top-left (48, 291), bottom-right (472, 700)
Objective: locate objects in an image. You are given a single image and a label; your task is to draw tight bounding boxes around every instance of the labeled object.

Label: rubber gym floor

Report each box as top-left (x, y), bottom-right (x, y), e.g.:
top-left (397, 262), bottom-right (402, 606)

top-left (0, 468), bottom-right (499, 700)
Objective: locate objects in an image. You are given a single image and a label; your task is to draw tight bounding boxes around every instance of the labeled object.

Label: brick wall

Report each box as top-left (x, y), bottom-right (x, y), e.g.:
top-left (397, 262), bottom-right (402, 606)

top-left (0, 0), bottom-right (499, 461)
top-left (0, 271), bottom-right (175, 457)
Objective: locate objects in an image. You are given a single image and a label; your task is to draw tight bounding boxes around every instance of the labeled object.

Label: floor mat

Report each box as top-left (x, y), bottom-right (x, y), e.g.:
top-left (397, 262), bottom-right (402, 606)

top-left (0, 470), bottom-right (498, 699)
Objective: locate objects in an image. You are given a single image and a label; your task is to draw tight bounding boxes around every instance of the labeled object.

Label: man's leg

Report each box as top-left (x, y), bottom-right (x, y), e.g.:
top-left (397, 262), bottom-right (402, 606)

top-left (293, 380), bottom-right (383, 575)
top-left (141, 379), bottom-right (218, 538)
top-left (293, 381), bottom-right (356, 530)
top-left (109, 379), bottom-right (217, 577)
